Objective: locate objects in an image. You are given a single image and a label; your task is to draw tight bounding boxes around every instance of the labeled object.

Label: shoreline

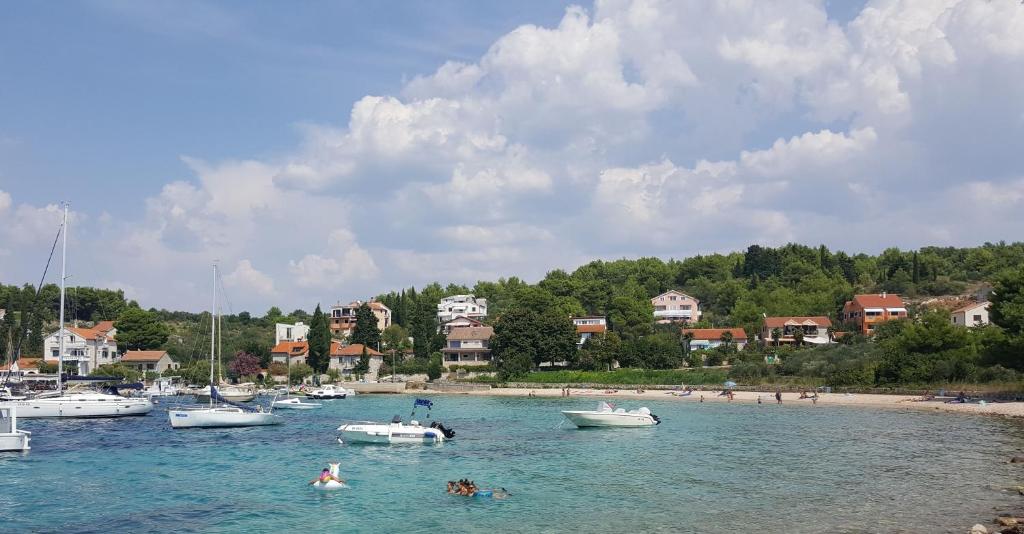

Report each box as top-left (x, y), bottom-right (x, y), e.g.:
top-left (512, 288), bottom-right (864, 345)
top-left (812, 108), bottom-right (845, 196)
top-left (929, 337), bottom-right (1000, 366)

top-left (416, 386), bottom-right (1024, 419)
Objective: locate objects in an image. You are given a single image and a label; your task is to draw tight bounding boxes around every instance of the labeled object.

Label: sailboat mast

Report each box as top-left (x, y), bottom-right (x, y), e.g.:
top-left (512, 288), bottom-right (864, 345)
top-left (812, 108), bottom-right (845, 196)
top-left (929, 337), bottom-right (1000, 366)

top-left (56, 203), bottom-right (68, 392)
top-left (209, 262), bottom-right (216, 408)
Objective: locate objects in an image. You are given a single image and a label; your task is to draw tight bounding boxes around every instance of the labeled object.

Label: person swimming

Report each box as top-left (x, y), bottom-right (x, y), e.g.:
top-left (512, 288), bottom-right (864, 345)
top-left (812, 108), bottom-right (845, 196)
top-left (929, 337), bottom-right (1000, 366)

top-left (310, 467), bottom-right (344, 486)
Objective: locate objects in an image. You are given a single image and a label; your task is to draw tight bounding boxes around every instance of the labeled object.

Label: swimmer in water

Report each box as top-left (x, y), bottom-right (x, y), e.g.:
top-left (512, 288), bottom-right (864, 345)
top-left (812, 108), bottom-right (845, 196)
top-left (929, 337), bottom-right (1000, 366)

top-left (310, 467), bottom-right (344, 485)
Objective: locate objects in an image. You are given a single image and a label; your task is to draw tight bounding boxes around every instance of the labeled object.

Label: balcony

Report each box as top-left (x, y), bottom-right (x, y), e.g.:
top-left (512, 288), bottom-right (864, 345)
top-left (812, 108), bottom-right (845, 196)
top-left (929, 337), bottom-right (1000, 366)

top-left (654, 310), bottom-right (693, 319)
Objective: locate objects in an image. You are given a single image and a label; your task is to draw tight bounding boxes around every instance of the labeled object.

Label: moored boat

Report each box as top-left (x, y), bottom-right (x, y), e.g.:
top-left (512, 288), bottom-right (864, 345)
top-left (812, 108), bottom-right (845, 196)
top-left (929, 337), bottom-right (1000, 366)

top-left (337, 416), bottom-right (454, 444)
top-left (7, 390), bottom-right (153, 418)
top-left (272, 396), bottom-right (321, 410)
top-left (562, 402), bottom-right (660, 428)
top-left (0, 405), bottom-right (31, 451)
top-left (307, 385), bottom-right (350, 399)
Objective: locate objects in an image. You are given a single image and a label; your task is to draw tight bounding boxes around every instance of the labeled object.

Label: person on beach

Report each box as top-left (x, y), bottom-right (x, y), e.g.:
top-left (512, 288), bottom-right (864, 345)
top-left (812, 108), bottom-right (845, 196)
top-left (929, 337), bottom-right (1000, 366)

top-left (811, 392), bottom-right (819, 405)
top-left (727, 390), bottom-right (734, 401)
top-left (775, 389), bottom-right (782, 404)
top-left (699, 395), bottom-right (704, 403)
top-left (757, 395), bottom-right (762, 405)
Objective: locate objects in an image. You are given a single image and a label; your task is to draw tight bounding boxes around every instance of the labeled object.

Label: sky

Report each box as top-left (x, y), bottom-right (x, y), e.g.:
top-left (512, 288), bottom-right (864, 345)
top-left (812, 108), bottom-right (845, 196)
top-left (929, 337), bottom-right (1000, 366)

top-left (1, 0), bottom-right (1023, 313)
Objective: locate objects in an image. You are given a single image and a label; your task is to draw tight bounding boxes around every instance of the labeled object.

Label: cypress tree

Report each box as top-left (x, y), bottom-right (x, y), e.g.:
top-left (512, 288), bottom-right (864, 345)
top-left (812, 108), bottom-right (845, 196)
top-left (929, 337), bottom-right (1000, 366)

top-left (306, 304), bottom-right (331, 375)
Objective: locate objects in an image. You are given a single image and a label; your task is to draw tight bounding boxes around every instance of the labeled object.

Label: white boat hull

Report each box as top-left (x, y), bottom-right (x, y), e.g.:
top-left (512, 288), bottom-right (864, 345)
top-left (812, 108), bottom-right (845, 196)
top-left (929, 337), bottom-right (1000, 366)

top-left (561, 411), bottom-right (658, 427)
top-left (193, 387), bottom-right (256, 403)
top-left (5, 394), bottom-right (154, 419)
top-left (337, 422), bottom-right (446, 444)
top-left (272, 398), bottom-right (322, 410)
top-left (168, 407), bottom-right (282, 428)
top-left (0, 431), bottom-right (30, 452)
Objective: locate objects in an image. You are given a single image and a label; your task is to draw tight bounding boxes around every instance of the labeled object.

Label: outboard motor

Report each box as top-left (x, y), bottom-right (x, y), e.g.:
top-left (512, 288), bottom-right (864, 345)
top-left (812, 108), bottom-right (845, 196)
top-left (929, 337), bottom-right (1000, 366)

top-left (652, 414), bottom-right (661, 425)
top-left (431, 421), bottom-right (456, 439)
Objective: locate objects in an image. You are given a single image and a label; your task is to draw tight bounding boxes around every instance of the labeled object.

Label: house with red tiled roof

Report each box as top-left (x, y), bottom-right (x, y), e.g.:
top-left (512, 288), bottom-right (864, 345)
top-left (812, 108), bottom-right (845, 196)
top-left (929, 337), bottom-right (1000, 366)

top-left (270, 341), bottom-right (309, 366)
top-left (682, 328), bottom-right (748, 351)
top-left (120, 350), bottom-right (178, 373)
top-left (329, 342), bottom-right (384, 377)
top-left (43, 322), bottom-right (118, 375)
top-left (951, 301), bottom-right (990, 327)
top-left (652, 290), bottom-right (701, 324)
top-left (0, 358), bottom-right (43, 375)
top-left (572, 316), bottom-right (607, 348)
top-left (759, 317), bottom-right (833, 346)
top-left (841, 293), bottom-right (908, 335)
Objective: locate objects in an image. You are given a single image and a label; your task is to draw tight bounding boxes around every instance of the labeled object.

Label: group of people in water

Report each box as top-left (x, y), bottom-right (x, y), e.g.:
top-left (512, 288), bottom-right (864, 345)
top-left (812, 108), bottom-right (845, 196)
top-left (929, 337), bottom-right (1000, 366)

top-left (447, 479), bottom-right (509, 499)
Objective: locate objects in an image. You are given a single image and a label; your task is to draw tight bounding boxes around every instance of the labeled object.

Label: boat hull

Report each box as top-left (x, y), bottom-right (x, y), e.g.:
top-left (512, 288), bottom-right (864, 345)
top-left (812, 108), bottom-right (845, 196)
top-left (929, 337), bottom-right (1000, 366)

top-left (561, 411), bottom-right (657, 427)
top-left (272, 398), bottom-right (322, 410)
top-left (338, 423), bottom-right (445, 444)
top-left (168, 407), bottom-right (282, 428)
top-left (5, 397), bottom-right (154, 418)
top-left (0, 431), bottom-right (30, 452)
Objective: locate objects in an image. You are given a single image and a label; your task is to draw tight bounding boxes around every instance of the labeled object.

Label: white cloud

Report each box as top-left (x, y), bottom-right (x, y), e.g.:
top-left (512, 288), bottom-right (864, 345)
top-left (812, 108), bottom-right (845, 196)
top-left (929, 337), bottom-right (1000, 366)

top-left (223, 259), bottom-right (276, 297)
top-left (5, 0), bottom-right (1024, 311)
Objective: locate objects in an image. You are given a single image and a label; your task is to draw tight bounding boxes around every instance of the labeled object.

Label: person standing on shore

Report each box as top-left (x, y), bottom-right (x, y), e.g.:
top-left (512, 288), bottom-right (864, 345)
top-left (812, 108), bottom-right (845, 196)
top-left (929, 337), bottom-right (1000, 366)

top-left (775, 389), bottom-right (782, 404)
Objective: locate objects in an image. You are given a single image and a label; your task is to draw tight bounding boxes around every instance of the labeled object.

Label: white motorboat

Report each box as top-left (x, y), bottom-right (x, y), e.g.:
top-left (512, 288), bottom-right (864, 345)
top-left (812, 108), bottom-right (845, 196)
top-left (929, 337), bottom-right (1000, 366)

top-left (194, 385), bottom-right (256, 403)
top-left (337, 416), bottom-right (454, 444)
top-left (562, 402), bottom-right (660, 428)
top-left (307, 385), bottom-right (349, 399)
top-left (5, 390), bottom-right (154, 418)
top-left (0, 405), bottom-right (31, 452)
top-left (272, 396), bottom-right (321, 410)
top-left (166, 264), bottom-right (283, 429)
top-left (142, 378), bottom-right (179, 398)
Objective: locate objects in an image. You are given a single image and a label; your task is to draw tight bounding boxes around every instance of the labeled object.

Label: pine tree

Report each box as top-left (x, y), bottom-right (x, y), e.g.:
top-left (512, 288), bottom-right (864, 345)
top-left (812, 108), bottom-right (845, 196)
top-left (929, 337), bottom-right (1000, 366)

top-left (306, 304), bottom-right (331, 375)
top-left (351, 303), bottom-right (381, 349)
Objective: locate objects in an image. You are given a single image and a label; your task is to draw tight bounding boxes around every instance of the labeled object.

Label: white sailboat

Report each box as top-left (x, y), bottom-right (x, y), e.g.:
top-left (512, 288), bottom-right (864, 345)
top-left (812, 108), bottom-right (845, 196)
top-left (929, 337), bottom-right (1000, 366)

top-left (167, 263), bottom-right (281, 429)
top-left (272, 340), bottom-right (321, 410)
top-left (3, 203), bottom-right (153, 419)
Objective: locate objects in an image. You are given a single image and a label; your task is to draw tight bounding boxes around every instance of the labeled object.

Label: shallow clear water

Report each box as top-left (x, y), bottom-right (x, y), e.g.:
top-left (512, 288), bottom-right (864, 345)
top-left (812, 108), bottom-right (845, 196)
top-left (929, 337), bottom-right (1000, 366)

top-left (2, 394), bottom-right (1022, 533)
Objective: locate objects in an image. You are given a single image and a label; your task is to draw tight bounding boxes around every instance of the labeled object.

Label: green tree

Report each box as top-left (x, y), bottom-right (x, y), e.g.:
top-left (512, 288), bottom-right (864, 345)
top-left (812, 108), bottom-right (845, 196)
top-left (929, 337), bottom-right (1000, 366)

top-left (91, 363), bottom-right (141, 382)
top-left (289, 362), bottom-right (314, 384)
top-left (114, 307), bottom-right (169, 351)
top-left (354, 345), bottom-right (370, 378)
top-left (771, 328), bottom-right (782, 347)
top-left (381, 324), bottom-right (410, 351)
top-left (351, 303), bottom-right (382, 349)
top-left (306, 305), bottom-right (331, 375)
top-left (37, 360), bottom-right (58, 374)
top-left (427, 351), bottom-right (443, 381)
top-left (607, 295), bottom-right (654, 340)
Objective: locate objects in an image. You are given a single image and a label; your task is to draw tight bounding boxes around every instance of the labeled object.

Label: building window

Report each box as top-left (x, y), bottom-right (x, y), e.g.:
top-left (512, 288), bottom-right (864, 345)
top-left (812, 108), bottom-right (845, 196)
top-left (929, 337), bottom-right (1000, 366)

top-left (669, 296), bottom-right (677, 301)
top-left (973, 314), bottom-right (982, 323)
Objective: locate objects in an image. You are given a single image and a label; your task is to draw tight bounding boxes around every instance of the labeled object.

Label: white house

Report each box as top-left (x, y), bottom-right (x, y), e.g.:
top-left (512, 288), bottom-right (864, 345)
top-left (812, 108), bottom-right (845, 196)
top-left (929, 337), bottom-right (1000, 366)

top-left (951, 301), bottom-right (990, 327)
top-left (120, 351), bottom-right (178, 374)
top-left (437, 295), bottom-right (488, 325)
top-left (682, 328), bottom-right (748, 351)
top-left (439, 316), bottom-right (484, 335)
top-left (43, 321), bottom-right (118, 375)
top-left (572, 316), bottom-right (607, 348)
top-left (651, 290), bottom-right (702, 324)
top-left (275, 322), bottom-right (309, 344)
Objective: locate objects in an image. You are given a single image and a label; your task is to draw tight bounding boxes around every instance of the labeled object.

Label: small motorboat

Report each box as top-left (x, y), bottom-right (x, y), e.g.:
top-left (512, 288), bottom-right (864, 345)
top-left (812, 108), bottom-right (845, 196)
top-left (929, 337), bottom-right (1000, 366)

top-left (273, 396), bottom-right (322, 410)
top-left (311, 463), bottom-right (346, 490)
top-left (0, 405), bottom-right (31, 452)
top-left (562, 402), bottom-right (660, 428)
top-left (307, 385), bottom-right (349, 400)
top-left (337, 416), bottom-right (455, 444)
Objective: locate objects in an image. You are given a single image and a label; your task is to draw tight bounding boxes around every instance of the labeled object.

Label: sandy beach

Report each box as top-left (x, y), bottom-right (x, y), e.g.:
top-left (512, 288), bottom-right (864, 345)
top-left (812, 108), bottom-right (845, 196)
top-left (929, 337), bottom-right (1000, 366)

top-left (425, 386), bottom-right (1024, 418)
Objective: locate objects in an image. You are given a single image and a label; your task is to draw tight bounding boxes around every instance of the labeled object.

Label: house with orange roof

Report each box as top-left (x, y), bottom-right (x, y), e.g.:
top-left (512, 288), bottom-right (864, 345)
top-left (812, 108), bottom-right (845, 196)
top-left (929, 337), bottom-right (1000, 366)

top-left (759, 317), bottom-right (833, 346)
top-left (951, 301), bottom-right (990, 327)
top-left (270, 341), bottom-right (309, 366)
top-left (0, 358), bottom-right (43, 375)
top-left (43, 321), bottom-right (118, 375)
top-left (329, 300), bottom-right (392, 338)
top-left (572, 316), bottom-right (607, 348)
top-left (329, 342), bottom-right (384, 377)
top-left (841, 293), bottom-right (908, 335)
top-left (682, 328), bottom-right (748, 351)
top-left (120, 350), bottom-right (178, 373)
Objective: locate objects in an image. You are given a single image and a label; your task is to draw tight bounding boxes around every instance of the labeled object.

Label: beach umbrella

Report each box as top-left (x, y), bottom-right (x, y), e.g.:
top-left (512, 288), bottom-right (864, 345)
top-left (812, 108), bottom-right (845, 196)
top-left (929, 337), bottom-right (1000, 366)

top-left (723, 380), bottom-right (737, 389)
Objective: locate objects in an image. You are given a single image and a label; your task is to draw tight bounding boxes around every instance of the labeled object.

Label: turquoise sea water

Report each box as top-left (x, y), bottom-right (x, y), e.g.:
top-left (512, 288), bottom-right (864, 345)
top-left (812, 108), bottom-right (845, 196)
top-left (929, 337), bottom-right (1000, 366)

top-left (2, 394), bottom-right (1023, 533)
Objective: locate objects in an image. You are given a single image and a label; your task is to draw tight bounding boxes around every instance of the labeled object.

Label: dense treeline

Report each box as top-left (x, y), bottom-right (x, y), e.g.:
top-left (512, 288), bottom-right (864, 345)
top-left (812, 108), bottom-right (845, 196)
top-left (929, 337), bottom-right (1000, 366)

top-left (5, 242), bottom-right (1024, 387)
